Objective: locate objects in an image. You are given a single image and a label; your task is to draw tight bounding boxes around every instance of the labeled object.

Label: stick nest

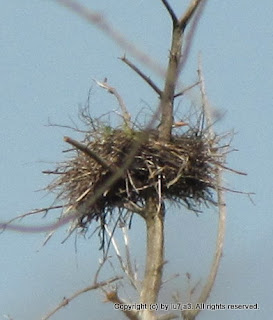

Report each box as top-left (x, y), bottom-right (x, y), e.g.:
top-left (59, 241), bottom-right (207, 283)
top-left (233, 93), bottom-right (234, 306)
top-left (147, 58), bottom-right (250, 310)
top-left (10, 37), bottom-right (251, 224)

top-left (45, 121), bottom-right (227, 231)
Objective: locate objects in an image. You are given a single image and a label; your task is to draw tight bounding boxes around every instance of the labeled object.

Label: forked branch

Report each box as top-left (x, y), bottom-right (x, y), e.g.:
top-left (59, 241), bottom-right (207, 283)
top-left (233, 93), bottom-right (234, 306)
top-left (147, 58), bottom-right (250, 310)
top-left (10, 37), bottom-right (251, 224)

top-left (158, 0), bottom-right (204, 142)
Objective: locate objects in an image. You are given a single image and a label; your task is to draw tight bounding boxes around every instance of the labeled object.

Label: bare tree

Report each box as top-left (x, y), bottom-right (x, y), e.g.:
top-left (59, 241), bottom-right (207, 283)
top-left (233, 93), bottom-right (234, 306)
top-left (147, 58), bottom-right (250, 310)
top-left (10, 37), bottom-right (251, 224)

top-left (1, 1), bottom-right (246, 320)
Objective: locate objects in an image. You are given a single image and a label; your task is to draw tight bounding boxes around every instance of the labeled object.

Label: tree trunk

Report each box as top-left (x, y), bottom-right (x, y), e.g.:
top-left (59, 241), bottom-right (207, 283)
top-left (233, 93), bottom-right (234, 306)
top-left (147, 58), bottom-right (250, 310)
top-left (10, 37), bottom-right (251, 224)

top-left (140, 195), bottom-right (165, 320)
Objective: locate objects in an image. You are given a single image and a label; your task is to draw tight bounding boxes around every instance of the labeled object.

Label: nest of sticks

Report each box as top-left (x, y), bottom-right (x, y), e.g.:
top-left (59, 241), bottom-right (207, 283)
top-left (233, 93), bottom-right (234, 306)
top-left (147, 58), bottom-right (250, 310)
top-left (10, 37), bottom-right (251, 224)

top-left (44, 116), bottom-right (229, 235)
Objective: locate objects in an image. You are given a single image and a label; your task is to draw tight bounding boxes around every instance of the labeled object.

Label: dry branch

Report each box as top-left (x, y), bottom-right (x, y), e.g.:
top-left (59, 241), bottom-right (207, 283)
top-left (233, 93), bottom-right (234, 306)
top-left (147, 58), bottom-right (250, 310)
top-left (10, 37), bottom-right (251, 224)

top-left (120, 56), bottom-right (162, 97)
top-left (179, 0), bottom-right (203, 28)
top-left (161, 0), bottom-right (178, 24)
top-left (42, 276), bottom-right (121, 320)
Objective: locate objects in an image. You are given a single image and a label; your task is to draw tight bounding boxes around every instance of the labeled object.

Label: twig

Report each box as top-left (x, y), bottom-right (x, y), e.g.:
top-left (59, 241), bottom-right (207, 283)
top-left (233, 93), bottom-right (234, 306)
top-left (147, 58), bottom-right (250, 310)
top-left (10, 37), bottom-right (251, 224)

top-left (120, 56), bottom-right (162, 97)
top-left (63, 136), bottom-right (113, 171)
top-left (182, 55), bottom-right (227, 320)
top-left (161, 0), bottom-right (178, 24)
top-left (178, 0), bottom-right (207, 74)
top-left (121, 222), bottom-right (139, 289)
top-left (104, 225), bottom-right (139, 291)
top-left (179, 0), bottom-right (203, 29)
top-left (93, 78), bottom-right (131, 128)
top-left (42, 276), bottom-right (121, 320)
top-left (174, 81), bottom-right (200, 98)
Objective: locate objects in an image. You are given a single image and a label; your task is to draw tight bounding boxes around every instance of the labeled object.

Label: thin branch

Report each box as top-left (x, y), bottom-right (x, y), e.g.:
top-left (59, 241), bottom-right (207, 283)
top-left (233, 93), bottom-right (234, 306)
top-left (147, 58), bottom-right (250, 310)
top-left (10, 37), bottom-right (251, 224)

top-left (104, 225), bottom-right (139, 291)
top-left (63, 136), bottom-right (113, 171)
top-left (120, 56), bottom-right (162, 97)
top-left (42, 276), bottom-right (121, 320)
top-left (179, 0), bottom-right (203, 29)
top-left (161, 0), bottom-right (178, 25)
top-left (174, 81), bottom-right (200, 98)
top-left (182, 55), bottom-right (226, 320)
top-left (93, 78), bottom-right (131, 128)
top-left (121, 222), bottom-right (139, 288)
top-left (54, 0), bottom-right (165, 78)
top-left (178, 0), bottom-right (207, 74)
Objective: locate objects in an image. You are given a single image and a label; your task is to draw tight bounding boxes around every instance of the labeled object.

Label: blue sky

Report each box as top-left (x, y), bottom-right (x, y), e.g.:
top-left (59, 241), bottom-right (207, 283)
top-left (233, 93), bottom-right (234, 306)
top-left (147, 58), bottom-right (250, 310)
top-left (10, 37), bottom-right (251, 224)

top-left (1, 1), bottom-right (272, 319)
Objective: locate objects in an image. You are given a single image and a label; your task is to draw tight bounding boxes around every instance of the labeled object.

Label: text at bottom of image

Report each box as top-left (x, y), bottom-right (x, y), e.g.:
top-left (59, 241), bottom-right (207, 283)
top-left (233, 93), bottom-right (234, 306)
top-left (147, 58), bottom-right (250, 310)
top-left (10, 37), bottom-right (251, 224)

top-left (114, 302), bottom-right (259, 312)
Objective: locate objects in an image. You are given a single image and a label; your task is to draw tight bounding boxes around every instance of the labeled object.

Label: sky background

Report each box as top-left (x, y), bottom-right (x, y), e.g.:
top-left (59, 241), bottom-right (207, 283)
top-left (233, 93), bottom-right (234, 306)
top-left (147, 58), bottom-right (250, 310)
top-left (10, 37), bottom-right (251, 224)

top-left (1, 0), bottom-right (273, 319)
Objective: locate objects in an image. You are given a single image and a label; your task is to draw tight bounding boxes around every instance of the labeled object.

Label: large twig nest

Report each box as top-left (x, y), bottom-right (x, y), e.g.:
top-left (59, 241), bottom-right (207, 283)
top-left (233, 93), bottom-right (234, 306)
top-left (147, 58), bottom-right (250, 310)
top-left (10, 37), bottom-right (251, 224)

top-left (45, 121), bottom-right (228, 232)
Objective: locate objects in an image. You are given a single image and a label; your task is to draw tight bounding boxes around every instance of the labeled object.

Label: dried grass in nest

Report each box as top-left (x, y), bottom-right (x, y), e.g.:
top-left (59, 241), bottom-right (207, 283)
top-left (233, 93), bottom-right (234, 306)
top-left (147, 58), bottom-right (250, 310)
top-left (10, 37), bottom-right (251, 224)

top-left (45, 123), bottom-right (227, 233)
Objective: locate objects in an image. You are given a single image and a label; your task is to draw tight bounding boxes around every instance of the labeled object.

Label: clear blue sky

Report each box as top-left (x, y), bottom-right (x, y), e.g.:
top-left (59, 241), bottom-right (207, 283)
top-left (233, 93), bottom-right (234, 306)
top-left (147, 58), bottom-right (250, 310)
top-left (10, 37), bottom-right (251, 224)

top-left (1, 1), bottom-right (272, 319)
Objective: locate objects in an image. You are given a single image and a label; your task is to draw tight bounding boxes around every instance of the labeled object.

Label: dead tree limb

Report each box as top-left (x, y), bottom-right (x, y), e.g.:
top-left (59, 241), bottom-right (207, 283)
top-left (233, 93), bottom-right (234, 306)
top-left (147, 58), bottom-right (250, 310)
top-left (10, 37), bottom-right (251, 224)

top-left (42, 276), bottom-right (121, 320)
top-left (120, 56), bottom-right (162, 97)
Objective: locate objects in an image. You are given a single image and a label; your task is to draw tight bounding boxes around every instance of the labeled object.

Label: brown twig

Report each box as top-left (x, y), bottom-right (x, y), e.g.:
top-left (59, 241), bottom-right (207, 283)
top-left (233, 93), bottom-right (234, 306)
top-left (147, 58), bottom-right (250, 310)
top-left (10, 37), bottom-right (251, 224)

top-left (179, 0), bottom-right (203, 29)
top-left (42, 276), bottom-right (121, 320)
top-left (178, 1), bottom-right (207, 74)
top-left (161, 0), bottom-right (178, 24)
top-left (120, 56), bottom-right (162, 97)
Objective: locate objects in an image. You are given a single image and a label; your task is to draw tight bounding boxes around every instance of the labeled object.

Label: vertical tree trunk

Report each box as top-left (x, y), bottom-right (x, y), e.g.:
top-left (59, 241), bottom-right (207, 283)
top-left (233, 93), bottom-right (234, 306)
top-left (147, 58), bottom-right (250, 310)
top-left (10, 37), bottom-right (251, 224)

top-left (158, 25), bottom-right (183, 142)
top-left (140, 195), bottom-right (165, 320)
